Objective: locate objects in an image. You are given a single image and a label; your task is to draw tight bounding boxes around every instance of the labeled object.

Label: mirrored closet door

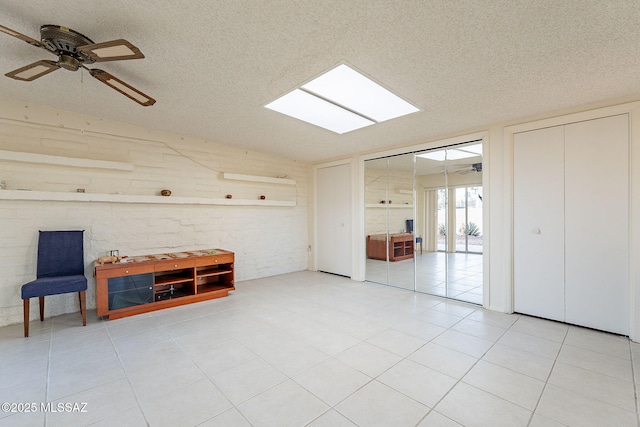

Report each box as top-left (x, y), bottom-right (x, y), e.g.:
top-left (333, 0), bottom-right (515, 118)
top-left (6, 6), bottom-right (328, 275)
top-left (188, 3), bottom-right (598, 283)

top-left (365, 141), bottom-right (483, 304)
top-left (364, 154), bottom-right (415, 291)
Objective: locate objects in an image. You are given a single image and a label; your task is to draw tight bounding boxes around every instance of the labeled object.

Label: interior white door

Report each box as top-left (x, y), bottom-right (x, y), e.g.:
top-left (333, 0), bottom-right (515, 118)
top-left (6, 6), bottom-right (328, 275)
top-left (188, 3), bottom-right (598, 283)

top-left (317, 164), bottom-right (352, 276)
top-left (513, 125), bottom-right (565, 321)
top-left (564, 114), bottom-right (629, 334)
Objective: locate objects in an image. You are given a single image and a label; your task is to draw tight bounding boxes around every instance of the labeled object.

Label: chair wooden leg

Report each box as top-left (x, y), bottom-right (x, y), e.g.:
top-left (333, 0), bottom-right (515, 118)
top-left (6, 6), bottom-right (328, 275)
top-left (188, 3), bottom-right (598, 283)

top-left (79, 291), bottom-right (86, 326)
top-left (39, 296), bottom-right (45, 321)
top-left (23, 299), bottom-right (29, 337)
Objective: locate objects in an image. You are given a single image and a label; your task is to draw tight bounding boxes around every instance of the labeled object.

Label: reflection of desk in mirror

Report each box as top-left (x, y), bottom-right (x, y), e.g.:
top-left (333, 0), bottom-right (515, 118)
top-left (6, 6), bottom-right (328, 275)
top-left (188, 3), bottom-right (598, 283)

top-left (367, 233), bottom-right (414, 262)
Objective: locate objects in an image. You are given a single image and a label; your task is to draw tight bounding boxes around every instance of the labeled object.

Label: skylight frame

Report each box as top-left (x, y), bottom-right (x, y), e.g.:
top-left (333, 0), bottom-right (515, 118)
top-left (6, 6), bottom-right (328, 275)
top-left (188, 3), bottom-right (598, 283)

top-left (264, 63), bottom-right (420, 134)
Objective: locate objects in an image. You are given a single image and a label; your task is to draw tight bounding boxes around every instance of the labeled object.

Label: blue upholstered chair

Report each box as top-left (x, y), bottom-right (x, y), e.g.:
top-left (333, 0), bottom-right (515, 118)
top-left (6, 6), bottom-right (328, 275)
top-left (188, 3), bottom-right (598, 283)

top-left (21, 230), bottom-right (87, 337)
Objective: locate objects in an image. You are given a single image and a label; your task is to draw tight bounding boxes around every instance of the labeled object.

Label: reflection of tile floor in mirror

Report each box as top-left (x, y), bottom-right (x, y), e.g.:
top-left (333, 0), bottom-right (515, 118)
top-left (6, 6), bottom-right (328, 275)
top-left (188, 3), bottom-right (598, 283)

top-left (366, 252), bottom-right (483, 305)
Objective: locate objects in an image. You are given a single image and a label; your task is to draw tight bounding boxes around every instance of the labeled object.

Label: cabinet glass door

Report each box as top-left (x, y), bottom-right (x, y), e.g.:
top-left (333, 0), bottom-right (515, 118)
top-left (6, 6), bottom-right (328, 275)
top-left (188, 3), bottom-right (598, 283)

top-left (108, 273), bottom-right (154, 310)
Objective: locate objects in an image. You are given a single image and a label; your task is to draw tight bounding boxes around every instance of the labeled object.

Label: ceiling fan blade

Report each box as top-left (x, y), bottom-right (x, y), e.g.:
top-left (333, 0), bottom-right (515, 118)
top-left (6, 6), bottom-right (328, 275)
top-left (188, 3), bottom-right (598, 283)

top-left (88, 68), bottom-right (155, 106)
top-left (0, 24), bottom-right (50, 50)
top-left (5, 60), bottom-right (60, 81)
top-left (77, 39), bottom-right (144, 62)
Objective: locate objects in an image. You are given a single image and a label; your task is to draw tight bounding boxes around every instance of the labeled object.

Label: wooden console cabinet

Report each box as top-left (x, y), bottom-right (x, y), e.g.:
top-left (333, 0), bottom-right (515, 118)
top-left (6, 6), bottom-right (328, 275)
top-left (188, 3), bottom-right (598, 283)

top-left (95, 249), bottom-right (234, 320)
top-left (367, 233), bottom-right (414, 262)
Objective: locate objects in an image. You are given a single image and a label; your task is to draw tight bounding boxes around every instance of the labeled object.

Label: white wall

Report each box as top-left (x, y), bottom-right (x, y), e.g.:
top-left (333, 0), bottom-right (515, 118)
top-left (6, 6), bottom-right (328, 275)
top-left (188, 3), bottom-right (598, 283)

top-left (0, 97), bottom-right (310, 327)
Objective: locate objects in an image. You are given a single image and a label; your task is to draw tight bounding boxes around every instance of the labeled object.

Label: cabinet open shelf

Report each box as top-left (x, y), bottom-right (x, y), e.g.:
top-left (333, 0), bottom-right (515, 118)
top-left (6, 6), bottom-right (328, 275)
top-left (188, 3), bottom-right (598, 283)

top-left (197, 283), bottom-right (232, 294)
top-left (154, 272), bottom-right (194, 286)
top-left (197, 267), bottom-right (233, 277)
top-left (155, 288), bottom-right (190, 301)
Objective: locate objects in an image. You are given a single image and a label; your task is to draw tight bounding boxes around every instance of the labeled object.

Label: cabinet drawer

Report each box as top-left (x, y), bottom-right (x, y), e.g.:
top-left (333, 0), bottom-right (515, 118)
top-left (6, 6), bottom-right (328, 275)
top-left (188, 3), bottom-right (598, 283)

top-left (195, 254), bottom-right (234, 266)
top-left (154, 258), bottom-right (195, 272)
top-left (97, 264), bottom-right (154, 280)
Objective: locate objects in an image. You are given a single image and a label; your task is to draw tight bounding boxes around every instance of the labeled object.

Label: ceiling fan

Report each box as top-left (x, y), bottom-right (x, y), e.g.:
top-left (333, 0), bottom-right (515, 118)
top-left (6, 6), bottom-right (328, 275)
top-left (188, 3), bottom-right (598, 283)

top-left (0, 24), bottom-right (155, 106)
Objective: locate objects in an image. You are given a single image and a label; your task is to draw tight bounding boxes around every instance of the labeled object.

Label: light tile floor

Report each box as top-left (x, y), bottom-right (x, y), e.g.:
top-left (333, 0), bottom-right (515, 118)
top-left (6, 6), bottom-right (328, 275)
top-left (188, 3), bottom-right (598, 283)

top-left (1, 271), bottom-right (638, 426)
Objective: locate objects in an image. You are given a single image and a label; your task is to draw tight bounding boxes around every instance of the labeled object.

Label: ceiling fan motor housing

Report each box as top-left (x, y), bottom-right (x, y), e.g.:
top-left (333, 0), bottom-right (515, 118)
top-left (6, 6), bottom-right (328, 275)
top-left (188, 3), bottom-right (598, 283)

top-left (40, 24), bottom-right (95, 65)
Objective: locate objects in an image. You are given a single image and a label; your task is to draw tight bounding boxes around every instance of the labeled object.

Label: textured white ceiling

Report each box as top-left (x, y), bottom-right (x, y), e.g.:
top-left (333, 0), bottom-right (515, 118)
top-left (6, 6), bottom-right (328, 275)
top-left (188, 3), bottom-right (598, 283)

top-left (1, 1), bottom-right (639, 163)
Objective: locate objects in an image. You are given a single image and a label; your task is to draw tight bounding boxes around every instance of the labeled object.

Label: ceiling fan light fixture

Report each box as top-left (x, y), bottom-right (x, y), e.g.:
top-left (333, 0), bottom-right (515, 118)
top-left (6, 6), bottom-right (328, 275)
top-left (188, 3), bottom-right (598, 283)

top-left (5, 60), bottom-right (59, 81)
top-left (58, 54), bottom-right (80, 71)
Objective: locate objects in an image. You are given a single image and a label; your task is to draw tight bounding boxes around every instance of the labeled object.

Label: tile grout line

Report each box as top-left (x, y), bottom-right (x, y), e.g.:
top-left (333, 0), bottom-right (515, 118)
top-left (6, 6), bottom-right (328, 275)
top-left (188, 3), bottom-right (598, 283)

top-left (411, 309), bottom-right (517, 426)
top-left (525, 324), bottom-right (569, 427)
top-left (103, 317), bottom-right (155, 427)
top-left (43, 318), bottom-right (53, 427)
top-left (628, 340), bottom-right (640, 425)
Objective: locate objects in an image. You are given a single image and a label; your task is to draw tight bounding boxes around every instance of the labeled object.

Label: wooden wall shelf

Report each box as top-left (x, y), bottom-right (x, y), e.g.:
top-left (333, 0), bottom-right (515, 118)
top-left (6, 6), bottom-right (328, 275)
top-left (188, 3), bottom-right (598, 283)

top-left (0, 190), bottom-right (296, 206)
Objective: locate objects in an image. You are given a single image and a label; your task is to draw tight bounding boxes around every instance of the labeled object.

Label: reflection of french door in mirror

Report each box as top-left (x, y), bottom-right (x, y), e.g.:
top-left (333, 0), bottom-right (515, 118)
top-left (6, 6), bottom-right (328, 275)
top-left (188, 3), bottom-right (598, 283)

top-left (455, 186), bottom-right (483, 254)
top-left (365, 140), bottom-right (483, 305)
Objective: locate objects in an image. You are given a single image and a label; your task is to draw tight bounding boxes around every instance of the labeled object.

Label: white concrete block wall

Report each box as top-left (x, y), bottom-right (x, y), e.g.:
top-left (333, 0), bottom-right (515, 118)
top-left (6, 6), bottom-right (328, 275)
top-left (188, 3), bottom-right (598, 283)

top-left (0, 97), bottom-right (309, 327)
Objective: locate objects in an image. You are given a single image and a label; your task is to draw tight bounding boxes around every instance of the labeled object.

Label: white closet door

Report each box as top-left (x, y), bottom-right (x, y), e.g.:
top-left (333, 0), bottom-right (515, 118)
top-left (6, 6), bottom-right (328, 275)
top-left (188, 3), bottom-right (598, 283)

top-left (564, 114), bottom-right (629, 334)
top-left (513, 126), bottom-right (565, 321)
top-left (317, 164), bottom-right (352, 276)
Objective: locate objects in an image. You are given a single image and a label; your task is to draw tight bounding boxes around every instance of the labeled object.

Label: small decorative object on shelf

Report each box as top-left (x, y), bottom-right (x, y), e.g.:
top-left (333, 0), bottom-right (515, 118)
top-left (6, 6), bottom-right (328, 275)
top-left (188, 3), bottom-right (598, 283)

top-left (76, 188), bottom-right (85, 193)
top-left (96, 255), bottom-right (121, 264)
top-left (160, 189), bottom-right (172, 196)
top-left (0, 181), bottom-right (6, 189)
top-left (226, 194), bottom-right (232, 199)
top-left (259, 195), bottom-right (266, 200)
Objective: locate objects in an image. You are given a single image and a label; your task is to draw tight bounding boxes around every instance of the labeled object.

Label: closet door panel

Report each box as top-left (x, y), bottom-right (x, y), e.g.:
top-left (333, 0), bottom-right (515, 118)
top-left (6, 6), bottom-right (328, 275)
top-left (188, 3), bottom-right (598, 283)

top-left (317, 164), bottom-right (352, 277)
top-left (513, 126), bottom-right (565, 321)
top-left (564, 114), bottom-right (629, 334)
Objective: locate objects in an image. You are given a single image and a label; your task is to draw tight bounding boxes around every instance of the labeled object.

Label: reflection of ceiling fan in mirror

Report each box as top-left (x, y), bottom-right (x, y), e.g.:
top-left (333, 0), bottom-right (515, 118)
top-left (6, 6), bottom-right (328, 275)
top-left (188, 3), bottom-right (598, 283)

top-left (0, 24), bottom-right (155, 106)
top-left (445, 162), bottom-right (482, 175)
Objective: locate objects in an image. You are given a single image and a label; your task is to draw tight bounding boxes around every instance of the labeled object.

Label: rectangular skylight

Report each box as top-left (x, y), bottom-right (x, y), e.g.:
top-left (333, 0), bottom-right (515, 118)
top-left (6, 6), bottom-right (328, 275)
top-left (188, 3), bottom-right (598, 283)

top-left (265, 63), bottom-right (419, 134)
top-left (302, 64), bottom-right (419, 122)
top-left (265, 89), bottom-right (375, 134)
